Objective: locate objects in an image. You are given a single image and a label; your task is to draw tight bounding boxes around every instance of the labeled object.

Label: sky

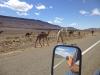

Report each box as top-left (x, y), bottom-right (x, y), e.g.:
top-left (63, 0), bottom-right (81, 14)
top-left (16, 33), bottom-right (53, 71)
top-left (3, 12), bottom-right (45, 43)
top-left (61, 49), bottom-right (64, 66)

top-left (0, 0), bottom-right (100, 29)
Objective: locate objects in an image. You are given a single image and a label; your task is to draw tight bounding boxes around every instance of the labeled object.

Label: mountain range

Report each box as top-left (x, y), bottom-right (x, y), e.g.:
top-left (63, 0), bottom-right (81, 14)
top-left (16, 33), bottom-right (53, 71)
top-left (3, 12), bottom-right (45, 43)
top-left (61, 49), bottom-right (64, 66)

top-left (0, 15), bottom-right (100, 31)
top-left (0, 15), bottom-right (61, 30)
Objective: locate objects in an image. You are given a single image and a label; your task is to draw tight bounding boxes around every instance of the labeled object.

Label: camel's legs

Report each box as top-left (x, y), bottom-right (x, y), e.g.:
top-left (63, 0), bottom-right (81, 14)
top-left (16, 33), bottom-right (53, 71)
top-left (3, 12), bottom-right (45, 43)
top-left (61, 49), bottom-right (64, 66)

top-left (45, 37), bottom-right (49, 46)
top-left (60, 36), bottom-right (64, 43)
top-left (57, 36), bottom-right (64, 44)
top-left (34, 37), bottom-right (38, 47)
top-left (57, 36), bottom-right (60, 43)
top-left (42, 37), bottom-right (49, 46)
top-left (35, 37), bottom-right (42, 47)
top-left (42, 38), bottom-right (45, 46)
top-left (38, 38), bottom-right (42, 47)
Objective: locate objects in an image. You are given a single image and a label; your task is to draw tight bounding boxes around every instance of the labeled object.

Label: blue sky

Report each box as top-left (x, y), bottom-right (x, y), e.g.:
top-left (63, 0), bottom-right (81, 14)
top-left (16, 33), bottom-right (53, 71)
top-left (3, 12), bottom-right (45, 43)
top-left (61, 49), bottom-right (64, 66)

top-left (0, 0), bottom-right (100, 29)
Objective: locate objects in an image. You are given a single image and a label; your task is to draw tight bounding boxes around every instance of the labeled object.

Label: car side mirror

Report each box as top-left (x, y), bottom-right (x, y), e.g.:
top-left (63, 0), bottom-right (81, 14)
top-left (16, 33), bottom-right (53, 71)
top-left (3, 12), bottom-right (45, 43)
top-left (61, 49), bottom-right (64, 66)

top-left (51, 45), bottom-right (82, 75)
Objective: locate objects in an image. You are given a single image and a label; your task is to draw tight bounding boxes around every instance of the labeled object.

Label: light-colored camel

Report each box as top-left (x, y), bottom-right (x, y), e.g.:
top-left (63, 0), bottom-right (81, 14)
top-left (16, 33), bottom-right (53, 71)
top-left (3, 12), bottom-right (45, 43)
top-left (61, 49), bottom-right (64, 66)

top-left (57, 28), bottom-right (67, 44)
top-left (57, 28), bottom-right (76, 44)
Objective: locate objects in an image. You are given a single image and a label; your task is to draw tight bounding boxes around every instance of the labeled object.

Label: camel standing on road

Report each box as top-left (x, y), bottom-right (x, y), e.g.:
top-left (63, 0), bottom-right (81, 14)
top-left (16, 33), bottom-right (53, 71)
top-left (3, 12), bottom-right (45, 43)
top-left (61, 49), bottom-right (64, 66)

top-left (57, 28), bottom-right (76, 44)
top-left (57, 28), bottom-right (67, 44)
top-left (34, 31), bottom-right (50, 47)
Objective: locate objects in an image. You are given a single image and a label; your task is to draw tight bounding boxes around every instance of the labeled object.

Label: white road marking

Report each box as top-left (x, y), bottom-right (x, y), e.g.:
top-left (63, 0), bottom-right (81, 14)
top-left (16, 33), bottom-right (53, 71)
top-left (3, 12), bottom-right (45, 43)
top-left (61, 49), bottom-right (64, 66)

top-left (54, 40), bottom-right (100, 69)
top-left (82, 40), bottom-right (100, 55)
top-left (54, 59), bottom-right (65, 69)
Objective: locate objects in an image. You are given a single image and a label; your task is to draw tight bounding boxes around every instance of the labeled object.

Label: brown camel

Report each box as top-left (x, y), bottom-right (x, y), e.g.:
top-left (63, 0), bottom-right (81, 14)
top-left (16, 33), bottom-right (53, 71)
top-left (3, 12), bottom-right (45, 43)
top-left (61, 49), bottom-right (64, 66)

top-left (91, 30), bottom-right (94, 36)
top-left (68, 30), bottom-right (74, 37)
top-left (25, 32), bottom-right (33, 37)
top-left (0, 31), bottom-right (3, 34)
top-left (34, 31), bottom-right (50, 47)
top-left (25, 32), bottom-right (33, 41)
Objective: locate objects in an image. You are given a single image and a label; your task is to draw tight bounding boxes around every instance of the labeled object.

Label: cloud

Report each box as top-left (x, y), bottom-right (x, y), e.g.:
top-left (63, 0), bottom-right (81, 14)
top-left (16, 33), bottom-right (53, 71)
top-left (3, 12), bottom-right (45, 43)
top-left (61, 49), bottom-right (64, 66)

top-left (54, 17), bottom-right (64, 24)
top-left (34, 12), bottom-right (40, 16)
top-left (35, 3), bottom-right (46, 10)
top-left (68, 23), bottom-right (80, 28)
top-left (79, 10), bottom-right (89, 15)
top-left (16, 12), bottom-right (28, 16)
top-left (47, 21), bottom-right (53, 24)
top-left (35, 3), bottom-right (53, 10)
top-left (79, 8), bottom-right (100, 16)
top-left (47, 17), bottom-right (64, 25)
top-left (49, 6), bottom-right (53, 9)
top-left (91, 8), bottom-right (100, 16)
top-left (69, 23), bottom-right (78, 26)
top-left (0, 0), bottom-right (33, 14)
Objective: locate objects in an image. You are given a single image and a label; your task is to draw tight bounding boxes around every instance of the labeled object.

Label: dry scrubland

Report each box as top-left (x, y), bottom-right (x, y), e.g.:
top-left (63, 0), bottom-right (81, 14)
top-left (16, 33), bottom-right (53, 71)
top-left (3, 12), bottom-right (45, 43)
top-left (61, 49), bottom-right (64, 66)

top-left (0, 28), bottom-right (98, 54)
top-left (0, 28), bottom-right (57, 53)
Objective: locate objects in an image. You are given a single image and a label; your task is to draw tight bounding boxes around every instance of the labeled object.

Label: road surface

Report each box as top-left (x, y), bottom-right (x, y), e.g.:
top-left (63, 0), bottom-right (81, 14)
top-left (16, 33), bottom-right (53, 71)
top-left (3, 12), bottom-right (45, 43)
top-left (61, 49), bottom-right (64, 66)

top-left (0, 33), bottom-right (100, 75)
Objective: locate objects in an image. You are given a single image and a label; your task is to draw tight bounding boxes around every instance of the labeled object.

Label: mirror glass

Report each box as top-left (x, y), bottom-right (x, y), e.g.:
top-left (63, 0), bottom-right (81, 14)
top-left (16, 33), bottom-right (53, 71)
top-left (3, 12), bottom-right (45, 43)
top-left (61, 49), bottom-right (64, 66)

top-left (53, 46), bottom-right (81, 75)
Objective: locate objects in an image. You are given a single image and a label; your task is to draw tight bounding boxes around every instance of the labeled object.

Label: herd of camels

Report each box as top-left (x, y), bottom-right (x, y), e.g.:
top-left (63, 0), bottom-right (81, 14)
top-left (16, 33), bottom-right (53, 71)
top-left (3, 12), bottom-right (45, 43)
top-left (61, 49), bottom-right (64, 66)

top-left (25, 28), bottom-right (81, 48)
top-left (25, 30), bottom-right (51, 47)
top-left (0, 28), bottom-right (94, 48)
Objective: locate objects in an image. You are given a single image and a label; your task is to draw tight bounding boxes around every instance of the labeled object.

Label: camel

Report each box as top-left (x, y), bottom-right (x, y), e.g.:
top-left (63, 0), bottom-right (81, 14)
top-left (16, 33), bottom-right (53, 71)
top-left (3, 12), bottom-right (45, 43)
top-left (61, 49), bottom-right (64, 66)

top-left (57, 28), bottom-right (67, 44)
top-left (25, 32), bottom-right (33, 41)
top-left (25, 32), bottom-right (32, 37)
top-left (57, 28), bottom-right (76, 44)
top-left (68, 30), bottom-right (74, 37)
top-left (0, 31), bottom-right (3, 34)
top-left (34, 30), bottom-right (50, 47)
top-left (91, 30), bottom-right (94, 36)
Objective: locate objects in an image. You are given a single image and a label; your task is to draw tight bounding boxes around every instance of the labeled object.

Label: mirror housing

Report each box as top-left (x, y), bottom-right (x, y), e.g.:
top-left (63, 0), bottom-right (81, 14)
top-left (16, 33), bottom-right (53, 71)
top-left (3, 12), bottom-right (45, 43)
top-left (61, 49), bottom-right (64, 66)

top-left (51, 45), bottom-right (82, 75)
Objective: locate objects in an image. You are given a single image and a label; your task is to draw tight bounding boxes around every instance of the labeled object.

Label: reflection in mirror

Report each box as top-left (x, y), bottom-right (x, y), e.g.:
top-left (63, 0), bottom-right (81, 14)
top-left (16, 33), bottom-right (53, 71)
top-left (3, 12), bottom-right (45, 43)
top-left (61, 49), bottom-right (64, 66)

top-left (53, 45), bottom-right (81, 75)
top-left (55, 46), bottom-right (77, 58)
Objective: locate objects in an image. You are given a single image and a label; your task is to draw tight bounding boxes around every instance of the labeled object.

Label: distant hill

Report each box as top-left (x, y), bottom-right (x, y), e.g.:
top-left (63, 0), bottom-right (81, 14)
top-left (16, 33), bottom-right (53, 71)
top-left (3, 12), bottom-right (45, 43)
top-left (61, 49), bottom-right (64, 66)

top-left (64, 27), bottom-right (79, 31)
top-left (84, 28), bottom-right (100, 31)
top-left (1, 15), bottom-right (99, 31)
top-left (0, 15), bottom-right (61, 30)
top-left (65, 27), bottom-right (100, 31)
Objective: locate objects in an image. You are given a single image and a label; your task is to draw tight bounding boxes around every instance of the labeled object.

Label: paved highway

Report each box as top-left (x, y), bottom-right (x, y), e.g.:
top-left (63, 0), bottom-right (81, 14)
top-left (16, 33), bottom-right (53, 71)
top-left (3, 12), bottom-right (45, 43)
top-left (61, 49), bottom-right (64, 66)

top-left (0, 33), bottom-right (100, 75)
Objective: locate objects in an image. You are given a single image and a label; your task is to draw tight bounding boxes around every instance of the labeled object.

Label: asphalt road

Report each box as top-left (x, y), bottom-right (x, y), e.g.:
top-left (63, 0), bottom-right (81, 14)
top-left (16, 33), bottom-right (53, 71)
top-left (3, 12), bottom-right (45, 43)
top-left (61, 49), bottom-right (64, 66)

top-left (0, 33), bottom-right (100, 75)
